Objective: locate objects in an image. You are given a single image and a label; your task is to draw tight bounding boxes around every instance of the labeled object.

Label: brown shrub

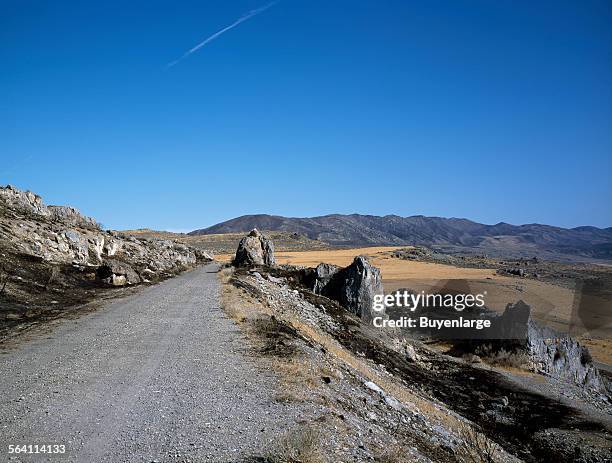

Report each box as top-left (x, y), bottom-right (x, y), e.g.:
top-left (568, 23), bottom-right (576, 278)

top-left (263, 426), bottom-right (326, 463)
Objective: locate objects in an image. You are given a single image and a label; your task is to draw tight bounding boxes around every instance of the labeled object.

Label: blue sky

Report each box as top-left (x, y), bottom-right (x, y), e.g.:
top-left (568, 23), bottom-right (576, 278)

top-left (1, 0), bottom-right (611, 231)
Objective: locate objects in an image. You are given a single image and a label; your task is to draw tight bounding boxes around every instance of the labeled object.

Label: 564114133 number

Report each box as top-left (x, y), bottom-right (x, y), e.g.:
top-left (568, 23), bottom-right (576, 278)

top-left (8, 444), bottom-right (66, 454)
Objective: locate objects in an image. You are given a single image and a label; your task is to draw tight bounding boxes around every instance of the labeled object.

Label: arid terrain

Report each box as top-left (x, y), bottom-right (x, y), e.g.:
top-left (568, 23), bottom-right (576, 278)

top-left (0, 186), bottom-right (211, 341)
top-left (221, 253), bottom-right (612, 461)
top-left (217, 245), bottom-right (612, 367)
top-left (2, 186), bottom-right (611, 462)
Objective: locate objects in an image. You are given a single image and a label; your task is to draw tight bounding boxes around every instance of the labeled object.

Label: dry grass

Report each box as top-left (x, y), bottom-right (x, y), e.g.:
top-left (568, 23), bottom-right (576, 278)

top-left (580, 338), bottom-right (612, 365)
top-left (268, 248), bottom-right (592, 333)
top-left (222, 246), bottom-right (612, 364)
top-left (220, 269), bottom-right (511, 462)
top-left (475, 345), bottom-right (531, 369)
top-left (219, 267), bottom-right (264, 322)
top-left (219, 267), bottom-right (324, 404)
top-left (284, 313), bottom-right (464, 431)
top-left (222, 269), bottom-right (466, 437)
top-left (457, 422), bottom-right (501, 463)
top-left (262, 425), bottom-right (326, 463)
top-left (375, 445), bottom-right (415, 463)
top-left (260, 247), bottom-right (579, 326)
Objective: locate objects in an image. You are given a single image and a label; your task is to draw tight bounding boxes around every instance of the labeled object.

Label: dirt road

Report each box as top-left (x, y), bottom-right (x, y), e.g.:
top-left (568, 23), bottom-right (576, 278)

top-left (0, 264), bottom-right (299, 462)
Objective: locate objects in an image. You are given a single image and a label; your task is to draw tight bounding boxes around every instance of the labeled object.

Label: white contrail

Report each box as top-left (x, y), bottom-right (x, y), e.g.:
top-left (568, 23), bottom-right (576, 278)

top-left (166, 1), bottom-right (278, 68)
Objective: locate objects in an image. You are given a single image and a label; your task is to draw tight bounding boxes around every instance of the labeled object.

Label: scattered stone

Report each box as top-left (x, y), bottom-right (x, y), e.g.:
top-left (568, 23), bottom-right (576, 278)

top-left (405, 345), bottom-right (420, 363)
top-left (491, 396), bottom-right (509, 409)
top-left (267, 274), bottom-right (284, 284)
top-left (364, 381), bottom-right (383, 395)
top-left (384, 395), bottom-right (402, 411)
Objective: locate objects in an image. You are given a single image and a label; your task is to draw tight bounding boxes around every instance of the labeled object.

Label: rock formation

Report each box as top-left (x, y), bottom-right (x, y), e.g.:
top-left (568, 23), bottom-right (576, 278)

top-left (96, 260), bottom-right (141, 286)
top-left (0, 184), bottom-right (99, 229)
top-left (312, 263), bottom-right (341, 294)
top-left (48, 205), bottom-right (99, 229)
top-left (310, 256), bottom-right (384, 320)
top-left (498, 300), bottom-right (603, 392)
top-left (233, 229), bottom-right (276, 266)
top-left (0, 185), bottom-right (211, 286)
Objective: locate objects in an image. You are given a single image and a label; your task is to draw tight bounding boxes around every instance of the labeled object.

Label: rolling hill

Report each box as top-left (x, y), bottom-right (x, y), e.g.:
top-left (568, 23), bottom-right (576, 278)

top-left (189, 214), bottom-right (612, 261)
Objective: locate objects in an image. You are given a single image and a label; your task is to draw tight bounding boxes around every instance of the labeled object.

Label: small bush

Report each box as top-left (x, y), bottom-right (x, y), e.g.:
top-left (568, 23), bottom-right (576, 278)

top-left (263, 426), bottom-right (325, 463)
top-left (475, 345), bottom-right (530, 369)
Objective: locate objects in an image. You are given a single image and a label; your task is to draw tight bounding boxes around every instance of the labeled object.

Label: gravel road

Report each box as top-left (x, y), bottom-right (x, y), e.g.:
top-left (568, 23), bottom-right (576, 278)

top-left (0, 264), bottom-right (301, 462)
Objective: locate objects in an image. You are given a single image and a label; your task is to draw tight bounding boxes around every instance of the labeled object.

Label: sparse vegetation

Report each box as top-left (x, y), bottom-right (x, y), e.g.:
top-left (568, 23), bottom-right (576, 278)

top-left (262, 426), bottom-right (326, 463)
top-left (251, 316), bottom-right (300, 356)
top-left (457, 422), bottom-right (500, 463)
top-left (375, 445), bottom-right (415, 463)
top-left (475, 345), bottom-right (530, 369)
top-left (43, 265), bottom-right (60, 291)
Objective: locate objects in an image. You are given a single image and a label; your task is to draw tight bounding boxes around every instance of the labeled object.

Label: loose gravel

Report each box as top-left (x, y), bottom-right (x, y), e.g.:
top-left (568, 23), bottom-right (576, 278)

top-left (0, 264), bottom-right (301, 462)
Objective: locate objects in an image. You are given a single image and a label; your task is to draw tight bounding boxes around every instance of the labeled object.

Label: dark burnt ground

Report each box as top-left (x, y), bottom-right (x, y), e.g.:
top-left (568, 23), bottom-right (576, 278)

top-left (0, 244), bottom-right (182, 342)
top-left (1, 246), bottom-right (116, 341)
top-left (238, 266), bottom-right (612, 462)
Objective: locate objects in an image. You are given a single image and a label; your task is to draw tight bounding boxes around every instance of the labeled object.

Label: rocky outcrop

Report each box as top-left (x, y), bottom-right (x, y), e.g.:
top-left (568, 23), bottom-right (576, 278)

top-left (312, 263), bottom-right (341, 294)
top-left (48, 206), bottom-right (98, 229)
top-left (0, 185), bottom-right (48, 216)
top-left (233, 229), bottom-right (276, 266)
top-left (498, 301), bottom-right (603, 392)
top-left (0, 185), bottom-right (212, 287)
top-left (0, 184), bottom-right (98, 229)
top-left (310, 256), bottom-right (384, 319)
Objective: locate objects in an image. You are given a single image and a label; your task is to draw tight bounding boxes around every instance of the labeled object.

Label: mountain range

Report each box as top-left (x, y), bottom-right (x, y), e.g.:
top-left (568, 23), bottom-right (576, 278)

top-left (189, 214), bottom-right (612, 261)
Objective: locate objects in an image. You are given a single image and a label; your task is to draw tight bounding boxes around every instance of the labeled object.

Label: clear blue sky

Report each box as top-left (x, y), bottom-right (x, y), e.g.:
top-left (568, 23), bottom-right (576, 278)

top-left (2, 0), bottom-right (611, 231)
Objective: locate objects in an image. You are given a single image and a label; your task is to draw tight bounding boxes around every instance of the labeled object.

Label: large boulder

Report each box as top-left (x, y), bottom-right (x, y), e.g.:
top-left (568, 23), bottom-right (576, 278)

top-left (233, 229), bottom-right (275, 267)
top-left (96, 260), bottom-right (141, 286)
top-left (312, 256), bottom-right (384, 320)
top-left (194, 249), bottom-right (215, 262)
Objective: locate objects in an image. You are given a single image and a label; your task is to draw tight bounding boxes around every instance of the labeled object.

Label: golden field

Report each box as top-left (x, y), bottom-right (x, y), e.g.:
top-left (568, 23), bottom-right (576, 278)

top-left (219, 246), bottom-right (612, 365)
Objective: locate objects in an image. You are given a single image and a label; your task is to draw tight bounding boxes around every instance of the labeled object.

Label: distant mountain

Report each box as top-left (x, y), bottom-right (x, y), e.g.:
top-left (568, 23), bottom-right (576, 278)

top-left (189, 214), bottom-right (612, 261)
